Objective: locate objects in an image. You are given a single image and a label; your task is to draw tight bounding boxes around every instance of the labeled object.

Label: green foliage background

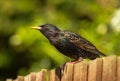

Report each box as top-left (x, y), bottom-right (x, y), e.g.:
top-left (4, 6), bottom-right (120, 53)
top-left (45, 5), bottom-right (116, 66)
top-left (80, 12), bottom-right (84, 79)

top-left (0, 0), bottom-right (120, 80)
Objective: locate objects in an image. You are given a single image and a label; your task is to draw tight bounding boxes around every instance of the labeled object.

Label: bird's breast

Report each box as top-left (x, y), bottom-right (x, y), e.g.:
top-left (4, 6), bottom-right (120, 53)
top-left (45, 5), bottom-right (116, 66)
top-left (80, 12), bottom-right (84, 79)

top-left (53, 39), bottom-right (79, 59)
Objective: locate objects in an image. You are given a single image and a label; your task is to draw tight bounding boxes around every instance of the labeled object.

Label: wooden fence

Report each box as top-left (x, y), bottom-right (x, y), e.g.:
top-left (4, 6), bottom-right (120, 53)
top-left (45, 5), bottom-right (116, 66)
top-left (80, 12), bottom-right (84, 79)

top-left (6, 55), bottom-right (120, 81)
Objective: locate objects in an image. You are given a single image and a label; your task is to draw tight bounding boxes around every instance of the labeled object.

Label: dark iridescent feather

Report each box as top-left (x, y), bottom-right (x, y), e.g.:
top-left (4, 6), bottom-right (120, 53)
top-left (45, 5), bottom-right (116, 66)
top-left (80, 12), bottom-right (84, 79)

top-left (60, 31), bottom-right (105, 59)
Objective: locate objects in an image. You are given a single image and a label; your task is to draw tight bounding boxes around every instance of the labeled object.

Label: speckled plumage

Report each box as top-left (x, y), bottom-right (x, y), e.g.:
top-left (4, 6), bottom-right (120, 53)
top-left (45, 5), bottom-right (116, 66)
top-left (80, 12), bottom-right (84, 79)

top-left (34, 24), bottom-right (105, 60)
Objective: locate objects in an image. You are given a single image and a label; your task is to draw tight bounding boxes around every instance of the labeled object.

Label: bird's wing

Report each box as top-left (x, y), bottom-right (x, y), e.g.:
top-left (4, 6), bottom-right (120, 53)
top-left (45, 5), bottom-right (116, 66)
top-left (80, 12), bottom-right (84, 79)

top-left (63, 31), bottom-right (104, 55)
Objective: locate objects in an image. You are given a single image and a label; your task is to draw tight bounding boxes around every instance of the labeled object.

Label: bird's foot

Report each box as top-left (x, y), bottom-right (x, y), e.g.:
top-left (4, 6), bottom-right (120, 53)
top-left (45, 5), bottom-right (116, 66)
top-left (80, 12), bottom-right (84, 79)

top-left (70, 57), bottom-right (83, 63)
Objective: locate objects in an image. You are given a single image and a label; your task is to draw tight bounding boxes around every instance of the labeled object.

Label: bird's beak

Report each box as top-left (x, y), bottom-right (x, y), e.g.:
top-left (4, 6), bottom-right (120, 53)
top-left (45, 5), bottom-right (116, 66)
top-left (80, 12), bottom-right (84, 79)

top-left (30, 26), bottom-right (42, 30)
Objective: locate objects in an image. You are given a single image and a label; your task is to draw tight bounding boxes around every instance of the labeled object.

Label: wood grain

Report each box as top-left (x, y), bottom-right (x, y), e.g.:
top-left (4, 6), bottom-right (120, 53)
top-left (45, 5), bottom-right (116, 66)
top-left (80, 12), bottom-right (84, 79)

top-left (61, 63), bottom-right (74, 81)
top-left (29, 72), bottom-right (36, 81)
top-left (49, 67), bottom-right (61, 81)
top-left (102, 55), bottom-right (117, 81)
top-left (88, 58), bottom-right (103, 81)
top-left (117, 56), bottom-right (120, 81)
top-left (24, 75), bottom-right (29, 81)
top-left (73, 61), bottom-right (88, 81)
top-left (15, 76), bottom-right (24, 81)
top-left (36, 69), bottom-right (47, 81)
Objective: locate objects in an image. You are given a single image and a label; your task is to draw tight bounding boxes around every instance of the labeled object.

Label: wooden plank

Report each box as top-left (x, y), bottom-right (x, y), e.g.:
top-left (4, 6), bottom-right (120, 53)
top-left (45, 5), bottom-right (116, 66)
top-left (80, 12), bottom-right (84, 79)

top-left (36, 69), bottom-right (47, 81)
top-left (73, 61), bottom-right (88, 81)
top-left (24, 72), bottom-right (36, 81)
top-left (61, 63), bottom-right (74, 81)
top-left (15, 76), bottom-right (24, 81)
top-left (49, 67), bottom-right (61, 81)
top-left (29, 72), bottom-right (36, 81)
top-left (24, 75), bottom-right (29, 81)
top-left (6, 79), bottom-right (13, 81)
top-left (88, 58), bottom-right (103, 81)
top-left (117, 56), bottom-right (120, 81)
top-left (102, 55), bottom-right (117, 81)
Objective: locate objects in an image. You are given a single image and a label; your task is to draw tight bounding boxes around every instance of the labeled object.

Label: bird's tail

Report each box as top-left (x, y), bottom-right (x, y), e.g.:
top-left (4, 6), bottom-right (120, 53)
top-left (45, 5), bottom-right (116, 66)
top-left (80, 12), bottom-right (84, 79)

top-left (100, 52), bottom-right (106, 56)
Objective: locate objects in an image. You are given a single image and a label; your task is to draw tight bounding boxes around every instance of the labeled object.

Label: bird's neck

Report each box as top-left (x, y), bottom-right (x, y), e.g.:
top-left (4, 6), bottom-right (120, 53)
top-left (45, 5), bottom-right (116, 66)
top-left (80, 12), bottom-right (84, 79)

top-left (47, 32), bottom-right (60, 45)
top-left (48, 37), bottom-right (58, 45)
top-left (50, 33), bottom-right (66, 46)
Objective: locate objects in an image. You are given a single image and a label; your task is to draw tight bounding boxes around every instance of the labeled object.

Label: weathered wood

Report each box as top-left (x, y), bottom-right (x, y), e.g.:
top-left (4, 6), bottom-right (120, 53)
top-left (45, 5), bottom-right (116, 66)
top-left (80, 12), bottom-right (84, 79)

top-left (7, 55), bottom-right (120, 81)
top-left (117, 56), bottom-right (120, 81)
top-left (29, 72), bottom-right (36, 81)
top-left (49, 67), bottom-right (61, 81)
top-left (24, 75), bottom-right (29, 81)
top-left (61, 63), bottom-right (74, 81)
top-left (88, 58), bottom-right (103, 81)
top-left (102, 55), bottom-right (117, 81)
top-left (24, 72), bottom-right (36, 81)
top-left (36, 69), bottom-right (47, 81)
top-left (6, 79), bottom-right (13, 81)
top-left (15, 76), bottom-right (24, 81)
top-left (73, 61), bottom-right (88, 81)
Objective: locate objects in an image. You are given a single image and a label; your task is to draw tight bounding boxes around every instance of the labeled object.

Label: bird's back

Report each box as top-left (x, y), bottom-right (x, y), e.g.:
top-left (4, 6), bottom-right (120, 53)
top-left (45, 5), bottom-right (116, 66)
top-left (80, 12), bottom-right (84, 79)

top-left (53, 31), bottom-right (105, 60)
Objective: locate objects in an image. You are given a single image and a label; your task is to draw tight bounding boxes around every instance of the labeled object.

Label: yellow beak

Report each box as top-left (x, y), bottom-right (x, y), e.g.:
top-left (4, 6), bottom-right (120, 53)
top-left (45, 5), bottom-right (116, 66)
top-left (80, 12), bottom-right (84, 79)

top-left (30, 26), bottom-right (42, 30)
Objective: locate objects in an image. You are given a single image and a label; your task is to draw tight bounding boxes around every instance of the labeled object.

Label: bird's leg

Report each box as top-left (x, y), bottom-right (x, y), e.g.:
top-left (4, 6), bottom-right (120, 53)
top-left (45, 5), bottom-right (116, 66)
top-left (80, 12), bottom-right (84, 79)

top-left (70, 57), bottom-right (83, 63)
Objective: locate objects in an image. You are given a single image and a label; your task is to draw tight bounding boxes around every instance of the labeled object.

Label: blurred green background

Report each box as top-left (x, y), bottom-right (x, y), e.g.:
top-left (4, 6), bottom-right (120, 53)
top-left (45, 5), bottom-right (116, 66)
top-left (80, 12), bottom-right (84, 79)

top-left (0, 0), bottom-right (120, 80)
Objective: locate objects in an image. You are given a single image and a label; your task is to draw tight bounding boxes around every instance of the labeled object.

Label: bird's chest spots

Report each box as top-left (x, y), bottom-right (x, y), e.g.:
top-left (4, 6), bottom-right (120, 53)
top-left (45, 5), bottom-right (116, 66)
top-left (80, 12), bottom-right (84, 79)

top-left (64, 32), bottom-right (80, 41)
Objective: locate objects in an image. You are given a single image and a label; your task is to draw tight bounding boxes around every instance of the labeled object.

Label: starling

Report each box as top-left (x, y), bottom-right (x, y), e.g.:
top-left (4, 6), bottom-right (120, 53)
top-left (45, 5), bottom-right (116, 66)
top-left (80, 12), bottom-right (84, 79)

top-left (31, 24), bottom-right (105, 62)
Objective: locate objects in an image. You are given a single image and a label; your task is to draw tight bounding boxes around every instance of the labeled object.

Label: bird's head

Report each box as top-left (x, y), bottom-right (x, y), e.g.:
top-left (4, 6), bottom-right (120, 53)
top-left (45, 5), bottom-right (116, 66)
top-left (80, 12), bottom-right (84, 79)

top-left (30, 24), bottom-right (60, 39)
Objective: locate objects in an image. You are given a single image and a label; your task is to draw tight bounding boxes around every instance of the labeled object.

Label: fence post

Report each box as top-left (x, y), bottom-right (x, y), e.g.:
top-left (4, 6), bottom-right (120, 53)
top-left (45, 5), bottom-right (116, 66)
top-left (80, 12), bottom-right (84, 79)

top-left (7, 55), bottom-right (119, 81)
top-left (102, 55), bottom-right (116, 81)
top-left (73, 61), bottom-right (88, 81)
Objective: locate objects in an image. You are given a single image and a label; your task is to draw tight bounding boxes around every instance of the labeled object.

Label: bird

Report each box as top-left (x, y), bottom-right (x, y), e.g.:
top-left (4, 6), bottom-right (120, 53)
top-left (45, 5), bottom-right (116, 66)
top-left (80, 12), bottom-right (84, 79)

top-left (30, 24), bottom-right (105, 63)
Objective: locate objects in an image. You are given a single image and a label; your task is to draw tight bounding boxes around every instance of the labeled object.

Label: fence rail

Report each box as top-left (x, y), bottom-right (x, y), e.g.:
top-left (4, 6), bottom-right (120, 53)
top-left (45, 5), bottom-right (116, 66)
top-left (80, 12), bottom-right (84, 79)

top-left (7, 55), bottom-right (120, 81)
